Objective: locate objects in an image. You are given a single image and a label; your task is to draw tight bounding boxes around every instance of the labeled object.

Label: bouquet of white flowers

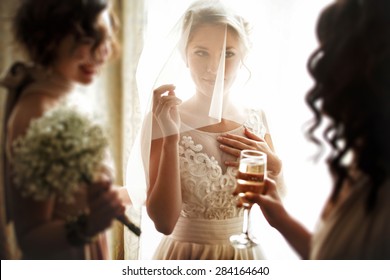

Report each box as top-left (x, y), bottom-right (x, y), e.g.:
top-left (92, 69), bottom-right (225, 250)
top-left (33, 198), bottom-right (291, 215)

top-left (11, 104), bottom-right (140, 236)
top-left (12, 105), bottom-right (107, 202)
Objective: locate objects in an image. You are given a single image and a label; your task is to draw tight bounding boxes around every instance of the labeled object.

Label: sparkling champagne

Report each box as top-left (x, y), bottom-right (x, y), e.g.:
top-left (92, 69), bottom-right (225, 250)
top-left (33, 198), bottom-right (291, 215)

top-left (230, 150), bottom-right (267, 248)
top-left (235, 157), bottom-right (266, 194)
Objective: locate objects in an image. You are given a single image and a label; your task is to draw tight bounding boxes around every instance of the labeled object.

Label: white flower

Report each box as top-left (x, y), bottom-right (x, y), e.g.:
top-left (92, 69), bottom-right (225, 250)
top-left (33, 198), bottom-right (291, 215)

top-left (11, 104), bottom-right (108, 203)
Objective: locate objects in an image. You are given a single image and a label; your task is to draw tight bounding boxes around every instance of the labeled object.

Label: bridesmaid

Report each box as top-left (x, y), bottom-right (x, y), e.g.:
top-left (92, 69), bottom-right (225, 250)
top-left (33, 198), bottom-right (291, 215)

top-left (1, 0), bottom-right (126, 259)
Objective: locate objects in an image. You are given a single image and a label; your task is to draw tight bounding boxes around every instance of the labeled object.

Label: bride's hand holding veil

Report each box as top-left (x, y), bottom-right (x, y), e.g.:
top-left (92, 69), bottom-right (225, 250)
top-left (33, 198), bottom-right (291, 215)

top-left (153, 84), bottom-right (182, 139)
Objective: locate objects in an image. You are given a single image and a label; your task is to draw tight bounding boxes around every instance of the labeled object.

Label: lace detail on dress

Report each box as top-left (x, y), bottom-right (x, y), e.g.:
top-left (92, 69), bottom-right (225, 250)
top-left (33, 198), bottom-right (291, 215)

top-left (177, 109), bottom-right (266, 220)
top-left (243, 109), bottom-right (267, 138)
top-left (179, 136), bottom-right (241, 220)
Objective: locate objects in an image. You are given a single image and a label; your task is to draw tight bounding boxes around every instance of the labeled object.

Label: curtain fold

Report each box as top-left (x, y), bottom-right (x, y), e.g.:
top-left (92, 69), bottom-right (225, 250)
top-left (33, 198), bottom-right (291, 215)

top-left (120, 0), bottom-right (145, 260)
top-left (0, 0), bottom-right (22, 260)
top-left (83, 0), bottom-right (146, 260)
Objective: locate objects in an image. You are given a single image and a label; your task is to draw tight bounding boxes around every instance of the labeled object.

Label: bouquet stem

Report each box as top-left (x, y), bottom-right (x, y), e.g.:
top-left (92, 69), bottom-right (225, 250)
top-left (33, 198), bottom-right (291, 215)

top-left (117, 214), bottom-right (141, 236)
top-left (83, 176), bottom-right (141, 236)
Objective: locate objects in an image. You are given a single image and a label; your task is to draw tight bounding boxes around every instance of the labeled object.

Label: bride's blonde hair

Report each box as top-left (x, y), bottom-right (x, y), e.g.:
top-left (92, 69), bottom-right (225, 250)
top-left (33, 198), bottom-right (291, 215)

top-left (179, 0), bottom-right (252, 60)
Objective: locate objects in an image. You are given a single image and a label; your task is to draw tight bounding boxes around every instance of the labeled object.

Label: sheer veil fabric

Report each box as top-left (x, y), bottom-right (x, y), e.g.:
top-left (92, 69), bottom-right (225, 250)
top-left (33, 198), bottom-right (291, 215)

top-left (127, 0), bottom-right (254, 207)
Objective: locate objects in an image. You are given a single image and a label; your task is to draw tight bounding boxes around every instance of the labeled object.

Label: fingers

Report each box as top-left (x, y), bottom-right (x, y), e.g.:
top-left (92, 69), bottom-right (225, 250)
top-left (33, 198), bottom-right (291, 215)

top-left (153, 84), bottom-right (176, 109)
top-left (217, 135), bottom-right (251, 160)
top-left (217, 132), bottom-right (264, 153)
top-left (87, 174), bottom-right (125, 216)
top-left (224, 161), bottom-right (239, 168)
top-left (87, 173), bottom-right (112, 200)
top-left (155, 95), bottom-right (182, 117)
top-left (219, 145), bottom-right (242, 159)
top-left (234, 178), bottom-right (277, 206)
top-left (244, 127), bottom-right (264, 141)
top-left (153, 84), bottom-right (176, 96)
top-left (217, 134), bottom-right (253, 166)
top-left (217, 129), bottom-right (268, 167)
top-left (89, 188), bottom-right (122, 212)
top-left (218, 130), bottom-right (264, 146)
top-left (153, 84), bottom-right (182, 120)
top-left (217, 134), bottom-right (251, 148)
top-left (87, 186), bottom-right (126, 235)
top-left (262, 178), bottom-right (278, 197)
top-left (234, 192), bottom-right (262, 209)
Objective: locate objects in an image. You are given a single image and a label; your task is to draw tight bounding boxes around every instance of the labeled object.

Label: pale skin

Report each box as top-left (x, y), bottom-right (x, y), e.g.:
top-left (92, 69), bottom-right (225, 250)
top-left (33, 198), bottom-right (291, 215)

top-left (6, 13), bottom-right (128, 258)
top-left (147, 24), bottom-right (282, 235)
top-left (217, 128), bottom-right (283, 190)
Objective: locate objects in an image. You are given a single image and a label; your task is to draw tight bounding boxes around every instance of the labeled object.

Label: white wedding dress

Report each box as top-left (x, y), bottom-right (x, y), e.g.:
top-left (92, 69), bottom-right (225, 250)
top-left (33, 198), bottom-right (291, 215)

top-left (152, 109), bottom-right (268, 260)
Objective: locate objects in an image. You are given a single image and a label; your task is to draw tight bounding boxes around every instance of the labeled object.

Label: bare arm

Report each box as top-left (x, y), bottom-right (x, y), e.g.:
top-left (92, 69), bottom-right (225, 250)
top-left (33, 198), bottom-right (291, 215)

top-left (145, 85), bottom-right (183, 235)
top-left (243, 179), bottom-right (311, 259)
top-left (146, 136), bottom-right (182, 235)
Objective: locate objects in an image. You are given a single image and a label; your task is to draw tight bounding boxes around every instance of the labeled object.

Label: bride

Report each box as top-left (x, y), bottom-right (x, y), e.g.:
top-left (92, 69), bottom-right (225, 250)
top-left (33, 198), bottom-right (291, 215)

top-left (135, 0), bottom-right (284, 260)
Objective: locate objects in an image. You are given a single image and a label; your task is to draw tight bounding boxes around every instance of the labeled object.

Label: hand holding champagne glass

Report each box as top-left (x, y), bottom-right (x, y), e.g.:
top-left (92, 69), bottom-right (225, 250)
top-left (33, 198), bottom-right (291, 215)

top-left (230, 150), bottom-right (266, 248)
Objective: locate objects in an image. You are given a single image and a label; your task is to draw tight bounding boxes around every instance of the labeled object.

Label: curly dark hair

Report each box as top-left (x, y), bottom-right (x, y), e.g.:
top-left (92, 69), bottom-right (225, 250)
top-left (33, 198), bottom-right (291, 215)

top-left (12, 0), bottom-right (119, 67)
top-left (306, 0), bottom-right (390, 211)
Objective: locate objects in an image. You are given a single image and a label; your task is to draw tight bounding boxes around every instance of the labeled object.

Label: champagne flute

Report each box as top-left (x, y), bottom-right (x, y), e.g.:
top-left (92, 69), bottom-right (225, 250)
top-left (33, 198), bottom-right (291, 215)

top-left (230, 149), bottom-right (266, 249)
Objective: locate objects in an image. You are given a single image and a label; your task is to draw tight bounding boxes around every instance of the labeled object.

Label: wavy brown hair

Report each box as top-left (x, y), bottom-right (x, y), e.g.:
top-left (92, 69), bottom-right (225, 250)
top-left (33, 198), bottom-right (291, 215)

top-left (12, 0), bottom-right (119, 67)
top-left (306, 0), bottom-right (390, 211)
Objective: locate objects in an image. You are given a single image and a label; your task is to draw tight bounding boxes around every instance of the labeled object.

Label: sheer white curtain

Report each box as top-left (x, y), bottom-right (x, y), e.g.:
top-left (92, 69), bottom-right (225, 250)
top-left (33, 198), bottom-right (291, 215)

top-left (135, 0), bottom-right (334, 259)
top-left (80, 0), bottom-right (146, 259)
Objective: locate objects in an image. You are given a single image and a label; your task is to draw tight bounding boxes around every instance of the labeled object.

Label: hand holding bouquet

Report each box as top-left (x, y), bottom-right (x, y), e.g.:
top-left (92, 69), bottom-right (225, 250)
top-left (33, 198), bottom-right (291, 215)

top-left (11, 104), bottom-right (141, 236)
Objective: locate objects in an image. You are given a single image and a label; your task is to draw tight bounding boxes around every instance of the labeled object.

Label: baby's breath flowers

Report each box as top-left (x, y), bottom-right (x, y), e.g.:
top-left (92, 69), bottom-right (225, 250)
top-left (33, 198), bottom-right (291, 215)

top-left (11, 104), bottom-right (108, 203)
top-left (11, 103), bottom-right (141, 236)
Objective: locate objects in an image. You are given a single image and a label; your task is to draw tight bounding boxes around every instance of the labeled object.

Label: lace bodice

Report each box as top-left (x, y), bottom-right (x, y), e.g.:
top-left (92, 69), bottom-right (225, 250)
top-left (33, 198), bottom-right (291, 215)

top-left (178, 109), bottom-right (267, 220)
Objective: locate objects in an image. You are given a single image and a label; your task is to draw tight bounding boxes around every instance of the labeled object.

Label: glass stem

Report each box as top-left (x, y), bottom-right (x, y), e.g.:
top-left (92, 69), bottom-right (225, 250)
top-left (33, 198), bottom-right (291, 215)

top-left (242, 207), bottom-right (250, 235)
